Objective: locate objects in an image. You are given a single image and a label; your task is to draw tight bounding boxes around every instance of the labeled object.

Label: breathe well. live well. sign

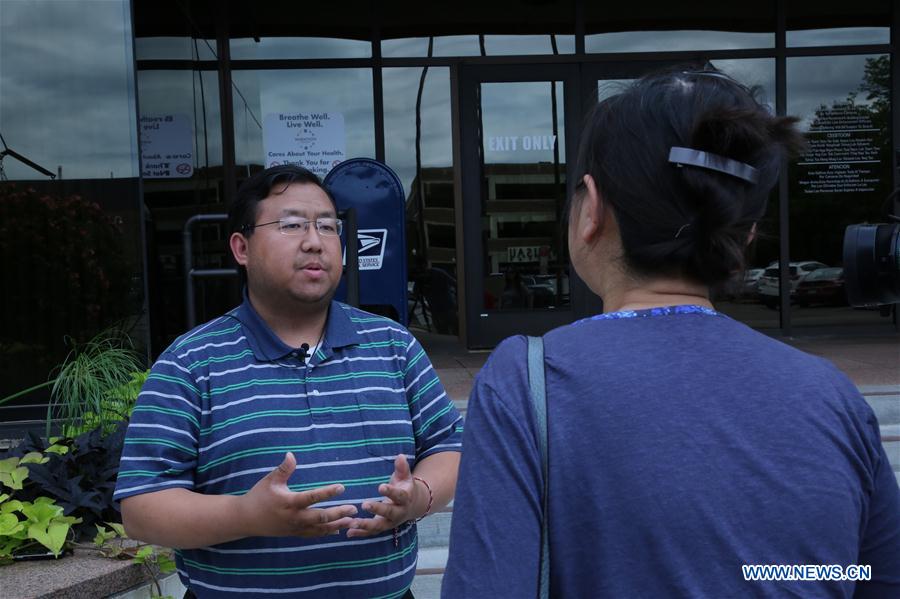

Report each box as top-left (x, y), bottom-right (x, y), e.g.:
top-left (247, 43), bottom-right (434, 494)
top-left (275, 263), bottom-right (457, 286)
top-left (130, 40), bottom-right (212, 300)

top-left (263, 111), bottom-right (346, 178)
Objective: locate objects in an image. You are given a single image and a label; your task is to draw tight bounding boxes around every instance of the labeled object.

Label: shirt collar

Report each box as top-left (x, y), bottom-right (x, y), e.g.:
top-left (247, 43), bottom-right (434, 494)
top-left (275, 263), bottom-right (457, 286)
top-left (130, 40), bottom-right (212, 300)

top-left (230, 292), bottom-right (360, 362)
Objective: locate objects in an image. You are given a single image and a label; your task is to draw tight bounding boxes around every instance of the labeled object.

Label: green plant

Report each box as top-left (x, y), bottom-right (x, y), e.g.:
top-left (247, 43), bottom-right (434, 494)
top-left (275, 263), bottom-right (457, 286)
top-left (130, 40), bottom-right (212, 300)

top-left (63, 369), bottom-right (148, 438)
top-left (6, 421), bottom-right (128, 540)
top-left (0, 453), bottom-right (81, 563)
top-left (46, 330), bottom-right (145, 438)
top-left (0, 329), bottom-right (146, 438)
top-left (92, 522), bottom-right (176, 599)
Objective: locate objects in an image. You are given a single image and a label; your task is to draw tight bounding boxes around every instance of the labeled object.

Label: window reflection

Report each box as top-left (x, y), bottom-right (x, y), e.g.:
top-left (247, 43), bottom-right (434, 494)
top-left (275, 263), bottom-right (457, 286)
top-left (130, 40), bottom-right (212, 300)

top-left (707, 60), bottom-right (781, 329)
top-left (383, 68), bottom-right (457, 333)
top-left (379, 0), bottom-right (574, 57)
top-left (230, 37), bottom-right (371, 59)
top-left (382, 35), bottom-right (575, 57)
top-left (586, 1), bottom-right (774, 53)
top-left (383, 36), bottom-right (482, 57)
top-left (0, 0), bottom-right (138, 180)
top-left (135, 37), bottom-right (218, 60)
top-left (787, 0), bottom-right (890, 47)
top-left (479, 81), bottom-right (569, 313)
top-left (787, 54), bottom-right (891, 328)
top-left (232, 69), bottom-right (375, 177)
top-left (587, 30), bottom-right (773, 53)
top-left (137, 70), bottom-right (229, 350)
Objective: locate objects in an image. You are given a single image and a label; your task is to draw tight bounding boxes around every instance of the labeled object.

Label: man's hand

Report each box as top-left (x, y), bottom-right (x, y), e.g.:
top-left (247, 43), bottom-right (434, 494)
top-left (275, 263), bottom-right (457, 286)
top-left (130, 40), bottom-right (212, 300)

top-left (239, 452), bottom-right (358, 538)
top-left (346, 454), bottom-right (425, 538)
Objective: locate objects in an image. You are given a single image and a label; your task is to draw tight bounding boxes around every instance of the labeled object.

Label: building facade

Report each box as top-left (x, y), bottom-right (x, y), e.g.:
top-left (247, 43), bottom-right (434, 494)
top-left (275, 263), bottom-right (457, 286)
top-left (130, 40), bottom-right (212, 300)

top-left (1, 0), bottom-right (897, 426)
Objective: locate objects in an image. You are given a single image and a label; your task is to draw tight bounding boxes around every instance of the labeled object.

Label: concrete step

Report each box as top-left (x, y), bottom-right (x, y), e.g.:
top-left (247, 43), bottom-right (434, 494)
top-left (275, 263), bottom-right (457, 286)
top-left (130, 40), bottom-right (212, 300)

top-left (417, 546), bottom-right (450, 571)
top-left (412, 502), bottom-right (452, 598)
top-left (411, 571), bottom-right (444, 599)
top-left (452, 398), bottom-right (468, 419)
top-left (864, 394), bottom-right (900, 427)
top-left (412, 547), bottom-right (449, 599)
top-left (417, 508), bottom-right (453, 549)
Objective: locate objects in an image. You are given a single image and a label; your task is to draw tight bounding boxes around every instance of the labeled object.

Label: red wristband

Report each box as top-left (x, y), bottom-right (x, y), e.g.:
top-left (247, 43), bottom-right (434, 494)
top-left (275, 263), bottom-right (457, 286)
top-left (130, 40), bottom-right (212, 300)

top-left (413, 476), bottom-right (433, 522)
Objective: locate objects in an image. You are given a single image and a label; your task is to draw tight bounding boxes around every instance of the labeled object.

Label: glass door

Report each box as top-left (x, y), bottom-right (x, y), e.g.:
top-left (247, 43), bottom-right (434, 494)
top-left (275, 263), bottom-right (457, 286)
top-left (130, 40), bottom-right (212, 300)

top-left (460, 64), bottom-right (581, 348)
top-left (459, 62), bottom-right (684, 347)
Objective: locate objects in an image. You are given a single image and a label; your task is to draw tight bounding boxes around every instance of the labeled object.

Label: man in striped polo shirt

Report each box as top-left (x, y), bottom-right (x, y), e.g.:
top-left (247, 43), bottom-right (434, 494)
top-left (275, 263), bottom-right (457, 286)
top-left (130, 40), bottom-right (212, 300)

top-left (115, 165), bottom-right (463, 598)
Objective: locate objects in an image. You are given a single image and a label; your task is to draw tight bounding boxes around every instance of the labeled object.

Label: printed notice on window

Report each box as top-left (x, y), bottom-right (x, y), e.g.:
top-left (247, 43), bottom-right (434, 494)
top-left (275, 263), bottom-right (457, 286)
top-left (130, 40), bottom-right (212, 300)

top-left (797, 103), bottom-right (882, 194)
top-left (263, 111), bottom-right (346, 178)
top-left (140, 114), bottom-right (194, 179)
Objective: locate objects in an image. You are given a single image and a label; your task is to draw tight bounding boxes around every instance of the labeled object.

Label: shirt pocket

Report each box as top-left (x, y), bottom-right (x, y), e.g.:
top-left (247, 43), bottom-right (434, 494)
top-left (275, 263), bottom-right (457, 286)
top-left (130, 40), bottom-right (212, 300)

top-left (354, 388), bottom-right (416, 460)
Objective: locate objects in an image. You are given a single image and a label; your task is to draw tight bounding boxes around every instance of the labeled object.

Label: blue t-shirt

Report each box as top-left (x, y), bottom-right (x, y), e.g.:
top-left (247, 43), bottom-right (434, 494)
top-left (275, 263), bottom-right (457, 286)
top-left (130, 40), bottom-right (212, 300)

top-left (115, 299), bottom-right (463, 598)
top-left (443, 306), bottom-right (900, 598)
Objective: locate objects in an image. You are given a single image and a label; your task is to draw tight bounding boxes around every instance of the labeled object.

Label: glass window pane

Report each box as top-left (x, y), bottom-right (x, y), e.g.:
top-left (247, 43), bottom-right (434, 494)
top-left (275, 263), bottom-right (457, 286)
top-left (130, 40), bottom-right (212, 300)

top-left (138, 71), bottom-right (223, 169)
top-left (0, 0), bottom-right (145, 435)
top-left (233, 69), bottom-right (375, 179)
top-left (381, 0), bottom-right (574, 57)
top-left (787, 0), bottom-right (890, 47)
top-left (383, 67), bottom-right (457, 333)
top-left (224, 4), bottom-right (372, 59)
top-left (0, 0), bottom-right (138, 180)
top-left (230, 37), bottom-right (371, 59)
top-left (136, 36), bottom-right (217, 60)
top-left (586, 1), bottom-right (774, 52)
top-left (137, 70), bottom-right (229, 348)
top-left (479, 81), bottom-right (569, 313)
top-left (703, 59), bottom-right (780, 329)
top-left (787, 54), bottom-right (892, 329)
top-left (383, 34), bottom-right (575, 57)
top-left (383, 36), bottom-right (482, 58)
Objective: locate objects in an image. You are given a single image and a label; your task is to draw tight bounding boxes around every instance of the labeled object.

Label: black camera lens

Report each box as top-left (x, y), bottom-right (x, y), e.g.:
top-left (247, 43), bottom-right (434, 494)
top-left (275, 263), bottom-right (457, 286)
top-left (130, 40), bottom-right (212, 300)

top-left (842, 223), bottom-right (900, 306)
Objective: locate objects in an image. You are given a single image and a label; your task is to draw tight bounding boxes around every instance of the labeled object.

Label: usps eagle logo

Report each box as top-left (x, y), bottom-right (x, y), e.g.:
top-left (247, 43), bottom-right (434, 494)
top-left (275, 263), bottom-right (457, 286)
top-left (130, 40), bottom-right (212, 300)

top-left (343, 229), bottom-right (388, 270)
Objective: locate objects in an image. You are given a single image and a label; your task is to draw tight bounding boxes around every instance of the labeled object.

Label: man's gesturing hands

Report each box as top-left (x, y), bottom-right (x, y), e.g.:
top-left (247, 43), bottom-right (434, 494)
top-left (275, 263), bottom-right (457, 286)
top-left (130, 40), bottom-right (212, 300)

top-left (346, 454), bottom-right (426, 538)
top-left (237, 452), bottom-right (425, 540)
top-left (239, 452), bottom-right (358, 538)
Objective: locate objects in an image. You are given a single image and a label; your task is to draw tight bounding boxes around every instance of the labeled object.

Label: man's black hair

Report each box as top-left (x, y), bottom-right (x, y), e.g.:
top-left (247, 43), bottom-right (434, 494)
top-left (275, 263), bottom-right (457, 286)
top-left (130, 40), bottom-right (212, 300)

top-left (227, 164), bottom-right (339, 285)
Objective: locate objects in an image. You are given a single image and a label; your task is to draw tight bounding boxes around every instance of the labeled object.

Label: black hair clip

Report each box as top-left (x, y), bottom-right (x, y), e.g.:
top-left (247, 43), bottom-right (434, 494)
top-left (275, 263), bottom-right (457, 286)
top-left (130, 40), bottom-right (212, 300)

top-left (668, 147), bottom-right (759, 184)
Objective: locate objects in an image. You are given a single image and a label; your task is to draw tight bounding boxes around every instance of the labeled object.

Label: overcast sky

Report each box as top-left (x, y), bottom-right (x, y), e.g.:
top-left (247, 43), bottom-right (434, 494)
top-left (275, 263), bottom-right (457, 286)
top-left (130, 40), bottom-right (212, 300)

top-left (0, 0), bottom-right (138, 180)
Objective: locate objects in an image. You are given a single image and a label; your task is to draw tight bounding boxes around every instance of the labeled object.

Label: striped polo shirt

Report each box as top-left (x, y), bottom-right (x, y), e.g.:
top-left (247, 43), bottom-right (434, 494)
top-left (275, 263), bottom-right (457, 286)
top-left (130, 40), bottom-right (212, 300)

top-left (114, 298), bottom-right (463, 598)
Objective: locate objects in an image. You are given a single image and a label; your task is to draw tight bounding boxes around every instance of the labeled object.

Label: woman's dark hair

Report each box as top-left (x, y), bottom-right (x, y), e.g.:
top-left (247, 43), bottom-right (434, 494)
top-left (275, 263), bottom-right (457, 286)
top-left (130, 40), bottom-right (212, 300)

top-left (227, 164), bottom-right (338, 284)
top-left (573, 65), bottom-right (805, 286)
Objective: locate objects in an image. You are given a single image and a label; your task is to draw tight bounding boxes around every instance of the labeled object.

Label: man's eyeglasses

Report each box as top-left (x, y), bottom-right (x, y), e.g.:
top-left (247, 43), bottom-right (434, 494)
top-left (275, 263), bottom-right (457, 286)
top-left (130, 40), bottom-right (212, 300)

top-left (244, 216), bottom-right (343, 237)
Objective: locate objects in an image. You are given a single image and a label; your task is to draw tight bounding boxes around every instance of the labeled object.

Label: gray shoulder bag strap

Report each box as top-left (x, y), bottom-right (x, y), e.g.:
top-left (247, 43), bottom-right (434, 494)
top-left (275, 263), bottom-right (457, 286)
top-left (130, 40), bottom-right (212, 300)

top-left (527, 335), bottom-right (549, 599)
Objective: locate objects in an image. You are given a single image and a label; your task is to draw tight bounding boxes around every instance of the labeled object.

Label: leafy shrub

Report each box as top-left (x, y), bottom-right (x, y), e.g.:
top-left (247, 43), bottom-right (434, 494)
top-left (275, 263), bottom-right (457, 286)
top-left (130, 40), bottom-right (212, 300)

top-left (4, 422), bottom-right (127, 541)
top-left (0, 452), bottom-right (81, 562)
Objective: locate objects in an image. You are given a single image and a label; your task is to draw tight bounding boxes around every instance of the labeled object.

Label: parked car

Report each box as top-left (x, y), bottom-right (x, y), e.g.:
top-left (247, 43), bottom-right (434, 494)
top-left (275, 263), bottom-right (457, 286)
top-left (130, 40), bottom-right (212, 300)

top-left (521, 274), bottom-right (558, 308)
top-left (795, 267), bottom-right (846, 306)
top-left (757, 261), bottom-right (828, 308)
top-left (741, 268), bottom-right (765, 297)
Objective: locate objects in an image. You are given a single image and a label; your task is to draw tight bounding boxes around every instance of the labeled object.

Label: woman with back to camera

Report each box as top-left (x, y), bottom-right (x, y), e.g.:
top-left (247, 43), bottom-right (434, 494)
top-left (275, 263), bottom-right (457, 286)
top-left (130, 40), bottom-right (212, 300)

top-left (442, 67), bottom-right (900, 598)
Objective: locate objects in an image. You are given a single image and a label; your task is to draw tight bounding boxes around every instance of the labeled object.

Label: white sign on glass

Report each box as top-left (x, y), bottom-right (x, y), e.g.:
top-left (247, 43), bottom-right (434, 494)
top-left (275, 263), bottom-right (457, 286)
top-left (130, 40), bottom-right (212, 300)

top-left (140, 114), bottom-right (194, 179)
top-left (263, 111), bottom-right (346, 178)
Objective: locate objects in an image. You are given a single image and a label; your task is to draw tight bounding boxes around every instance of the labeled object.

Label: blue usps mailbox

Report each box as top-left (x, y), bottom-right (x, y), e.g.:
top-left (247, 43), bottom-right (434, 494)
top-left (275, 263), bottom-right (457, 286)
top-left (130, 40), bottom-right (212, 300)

top-left (324, 158), bottom-right (408, 325)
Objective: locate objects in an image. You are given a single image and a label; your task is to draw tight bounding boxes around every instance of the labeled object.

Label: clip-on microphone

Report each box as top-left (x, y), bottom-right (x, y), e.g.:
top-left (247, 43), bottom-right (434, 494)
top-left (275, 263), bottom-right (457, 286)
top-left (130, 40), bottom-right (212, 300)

top-left (297, 343), bottom-right (310, 362)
